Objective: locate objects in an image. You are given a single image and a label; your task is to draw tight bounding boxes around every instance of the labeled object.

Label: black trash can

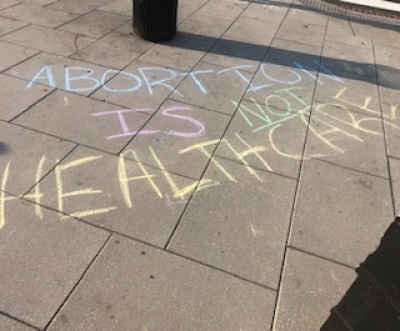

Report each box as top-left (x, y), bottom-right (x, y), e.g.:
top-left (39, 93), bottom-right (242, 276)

top-left (133, 0), bottom-right (178, 42)
top-left (321, 217), bottom-right (400, 330)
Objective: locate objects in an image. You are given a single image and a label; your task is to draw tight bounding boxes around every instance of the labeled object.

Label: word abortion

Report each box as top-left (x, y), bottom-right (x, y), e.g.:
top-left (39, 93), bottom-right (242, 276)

top-left (26, 62), bottom-right (344, 96)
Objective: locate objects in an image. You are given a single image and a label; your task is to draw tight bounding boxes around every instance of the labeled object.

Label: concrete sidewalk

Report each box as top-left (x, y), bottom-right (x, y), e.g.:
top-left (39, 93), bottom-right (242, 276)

top-left (0, 0), bottom-right (399, 329)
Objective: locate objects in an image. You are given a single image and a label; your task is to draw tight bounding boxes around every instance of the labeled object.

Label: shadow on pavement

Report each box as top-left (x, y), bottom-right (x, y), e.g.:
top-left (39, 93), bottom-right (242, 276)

top-left (0, 142), bottom-right (10, 155)
top-left (163, 31), bottom-right (400, 90)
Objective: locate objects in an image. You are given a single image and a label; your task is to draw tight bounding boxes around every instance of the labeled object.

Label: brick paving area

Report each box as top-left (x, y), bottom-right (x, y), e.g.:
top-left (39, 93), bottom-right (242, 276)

top-left (0, 0), bottom-right (399, 330)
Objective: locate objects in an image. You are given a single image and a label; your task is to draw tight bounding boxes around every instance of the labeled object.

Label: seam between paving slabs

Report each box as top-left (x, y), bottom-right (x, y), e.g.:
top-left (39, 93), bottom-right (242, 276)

top-left (162, 1), bottom-right (268, 251)
top-left (0, 311), bottom-right (40, 331)
top-left (43, 233), bottom-right (113, 330)
top-left (373, 40), bottom-right (397, 219)
top-left (287, 244), bottom-right (356, 270)
top-left (269, 12), bottom-right (328, 331)
top-left (0, 190), bottom-right (278, 294)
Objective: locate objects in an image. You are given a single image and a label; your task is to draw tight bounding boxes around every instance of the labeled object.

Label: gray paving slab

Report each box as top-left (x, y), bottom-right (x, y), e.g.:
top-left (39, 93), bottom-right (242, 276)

top-left (13, 90), bottom-right (148, 153)
top-left (169, 157), bottom-right (296, 288)
top-left (268, 38), bottom-right (322, 65)
top-left (170, 62), bottom-right (250, 115)
top-left (195, 0), bottom-right (247, 21)
top-left (0, 0), bottom-right (20, 10)
top-left (0, 314), bottom-right (36, 331)
top-left (27, 146), bottom-right (199, 246)
top-left (92, 59), bottom-right (186, 111)
top-left (389, 157), bottom-right (400, 216)
top-left (215, 99), bottom-right (309, 179)
top-left (6, 52), bottom-right (117, 96)
top-left (124, 99), bottom-right (231, 179)
top-left (241, 2), bottom-right (289, 23)
top-left (0, 74), bottom-right (51, 121)
top-left (48, 0), bottom-right (112, 15)
top-left (305, 102), bottom-right (388, 177)
top-left (98, 0), bottom-right (132, 16)
top-left (223, 16), bottom-right (279, 45)
top-left (72, 23), bottom-right (152, 69)
top-left (275, 19), bottom-right (326, 47)
top-left (290, 160), bottom-right (393, 267)
top-left (325, 18), bottom-right (372, 48)
top-left (0, 3), bottom-right (77, 28)
top-left (48, 234), bottom-right (276, 331)
top-left (0, 41), bottom-right (38, 72)
top-left (58, 10), bottom-right (130, 39)
top-left (285, 7), bottom-right (328, 26)
top-left (321, 41), bottom-right (376, 78)
top-left (178, 13), bottom-right (232, 38)
top-left (1, 25), bottom-right (95, 56)
top-left (0, 16), bottom-right (27, 36)
top-left (0, 121), bottom-right (75, 195)
top-left (273, 248), bottom-right (356, 331)
top-left (0, 197), bottom-right (109, 329)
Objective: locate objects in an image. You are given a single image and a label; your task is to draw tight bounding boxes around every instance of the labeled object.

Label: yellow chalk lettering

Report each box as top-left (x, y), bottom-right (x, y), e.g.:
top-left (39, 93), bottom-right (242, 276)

top-left (24, 155), bottom-right (46, 219)
top-left (179, 140), bottom-right (237, 182)
top-left (315, 103), bottom-right (382, 136)
top-left (333, 87), bottom-right (380, 116)
top-left (304, 113), bottom-right (363, 153)
top-left (0, 162), bottom-right (18, 230)
top-left (55, 155), bottom-right (117, 218)
top-left (269, 124), bottom-right (326, 160)
top-left (118, 150), bottom-right (163, 208)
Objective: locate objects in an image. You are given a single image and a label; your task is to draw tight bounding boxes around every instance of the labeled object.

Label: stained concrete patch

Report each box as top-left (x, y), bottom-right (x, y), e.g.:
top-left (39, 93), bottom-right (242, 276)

top-left (169, 157), bottom-right (296, 288)
top-left (48, 234), bottom-right (276, 330)
top-left (0, 198), bottom-right (109, 329)
top-left (290, 160), bottom-right (393, 267)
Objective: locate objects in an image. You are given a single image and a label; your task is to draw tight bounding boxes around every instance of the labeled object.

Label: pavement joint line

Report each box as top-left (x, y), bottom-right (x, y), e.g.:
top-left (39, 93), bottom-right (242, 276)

top-left (0, 39), bottom-right (41, 75)
top-left (8, 89), bottom-right (57, 123)
top-left (213, 154), bottom-right (299, 181)
top-left (307, 157), bottom-right (391, 180)
top-left (52, 8), bottom-right (98, 31)
top-left (0, 2), bottom-right (21, 12)
top-left (270, 13), bottom-right (327, 330)
top-left (115, 0), bottom-right (252, 155)
top-left (372, 40), bottom-right (397, 219)
top-left (162, 0), bottom-right (264, 251)
top-left (388, 155), bottom-right (400, 161)
top-left (21, 144), bottom-right (79, 198)
top-left (0, 20), bottom-right (30, 39)
top-left (43, 233), bottom-right (114, 330)
top-left (0, 188), bottom-right (278, 293)
top-left (286, 245), bottom-right (357, 270)
top-left (0, 310), bottom-right (40, 331)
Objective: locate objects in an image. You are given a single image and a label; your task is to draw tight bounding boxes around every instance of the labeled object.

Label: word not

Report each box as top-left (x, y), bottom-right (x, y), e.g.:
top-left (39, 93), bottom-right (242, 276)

top-left (26, 62), bottom-right (343, 96)
top-left (93, 106), bottom-right (206, 140)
